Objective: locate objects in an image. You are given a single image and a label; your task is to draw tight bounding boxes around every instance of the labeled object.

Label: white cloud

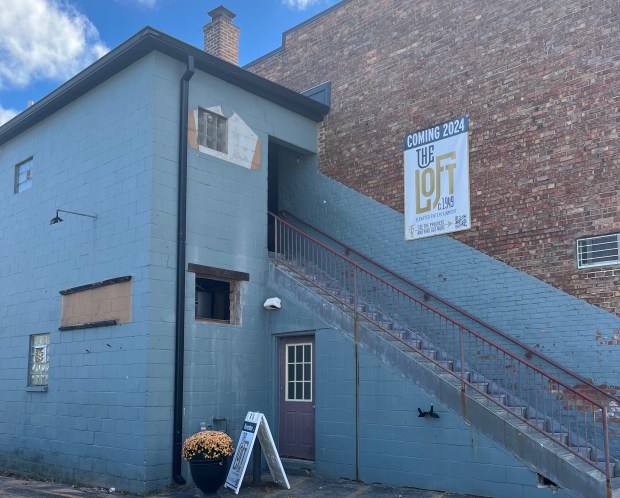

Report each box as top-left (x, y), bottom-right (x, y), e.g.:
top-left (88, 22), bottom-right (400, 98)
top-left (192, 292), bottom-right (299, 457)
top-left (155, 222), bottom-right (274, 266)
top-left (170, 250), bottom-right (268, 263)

top-left (282, 0), bottom-right (322, 10)
top-left (0, 0), bottom-right (108, 90)
top-left (0, 105), bottom-right (18, 126)
top-left (131, 0), bottom-right (158, 7)
top-left (116, 0), bottom-right (158, 8)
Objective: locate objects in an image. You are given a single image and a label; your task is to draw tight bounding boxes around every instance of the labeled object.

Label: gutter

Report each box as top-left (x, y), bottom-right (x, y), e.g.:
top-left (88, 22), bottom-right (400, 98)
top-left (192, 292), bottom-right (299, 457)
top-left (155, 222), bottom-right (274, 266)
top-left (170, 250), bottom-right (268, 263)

top-left (172, 54), bottom-right (194, 484)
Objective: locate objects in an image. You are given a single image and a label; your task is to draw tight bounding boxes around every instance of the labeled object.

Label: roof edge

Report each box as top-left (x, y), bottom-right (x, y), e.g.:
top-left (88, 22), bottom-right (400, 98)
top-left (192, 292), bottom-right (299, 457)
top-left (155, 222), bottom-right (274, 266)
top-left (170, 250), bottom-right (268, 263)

top-left (0, 26), bottom-right (329, 146)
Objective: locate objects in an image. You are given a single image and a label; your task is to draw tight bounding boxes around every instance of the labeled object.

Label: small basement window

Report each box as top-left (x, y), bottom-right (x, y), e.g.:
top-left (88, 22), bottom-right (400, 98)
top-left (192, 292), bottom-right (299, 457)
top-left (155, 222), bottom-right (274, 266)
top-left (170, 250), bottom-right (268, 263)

top-left (189, 263), bottom-right (249, 325)
top-left (198, 108), bottom-right (227, 153)
top-left (576, 233), bottom-right (620, 269)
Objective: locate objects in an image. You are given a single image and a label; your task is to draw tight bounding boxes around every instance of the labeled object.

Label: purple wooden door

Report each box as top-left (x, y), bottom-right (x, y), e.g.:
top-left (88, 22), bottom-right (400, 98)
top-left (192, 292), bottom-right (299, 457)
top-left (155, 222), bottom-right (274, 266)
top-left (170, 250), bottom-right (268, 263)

top-left (278, 336), bottom-right (315, 460)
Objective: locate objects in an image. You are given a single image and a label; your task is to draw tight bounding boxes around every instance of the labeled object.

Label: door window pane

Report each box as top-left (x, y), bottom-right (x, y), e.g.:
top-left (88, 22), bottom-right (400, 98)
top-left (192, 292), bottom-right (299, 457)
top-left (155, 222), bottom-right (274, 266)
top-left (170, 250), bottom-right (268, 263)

top-left (285, 343), bottom-right (312, 402)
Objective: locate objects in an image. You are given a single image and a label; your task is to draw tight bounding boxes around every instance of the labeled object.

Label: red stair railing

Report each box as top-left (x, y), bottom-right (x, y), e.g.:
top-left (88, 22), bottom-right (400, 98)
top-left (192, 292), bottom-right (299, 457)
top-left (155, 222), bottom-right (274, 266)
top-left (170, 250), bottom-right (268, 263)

top-left (280, 212), bottom-right (620, 410)
top-left (271, 212), bottom-right (614, 487)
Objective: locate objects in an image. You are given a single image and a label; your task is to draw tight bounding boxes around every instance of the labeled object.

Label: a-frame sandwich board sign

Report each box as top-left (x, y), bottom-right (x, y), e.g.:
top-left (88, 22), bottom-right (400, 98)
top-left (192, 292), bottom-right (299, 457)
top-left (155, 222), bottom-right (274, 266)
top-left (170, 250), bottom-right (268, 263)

top-left (224, 411), bottom-right (290, 494)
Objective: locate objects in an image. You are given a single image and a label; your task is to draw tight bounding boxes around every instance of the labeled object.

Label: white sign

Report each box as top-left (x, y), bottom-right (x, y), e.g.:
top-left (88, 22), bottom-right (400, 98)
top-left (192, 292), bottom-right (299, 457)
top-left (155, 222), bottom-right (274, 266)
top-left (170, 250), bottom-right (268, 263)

top-left (404, 115), bottom-right (470, 240)
top-left (225, 411), bottom-right (290, 495)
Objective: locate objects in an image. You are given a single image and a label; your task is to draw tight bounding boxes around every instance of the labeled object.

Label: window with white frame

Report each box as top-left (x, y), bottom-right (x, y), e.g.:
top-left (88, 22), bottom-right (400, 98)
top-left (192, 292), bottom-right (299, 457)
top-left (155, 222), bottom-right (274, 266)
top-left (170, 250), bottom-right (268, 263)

top-left (576, 233), bottom-right (620, 269)
top-left (286, 343), bottom-right (312, 402)
top-left (28, 333), bottom-right (50, 387)
top-left (14, 157), bottom-right (33, 193)
top-left (198, 109), bottom-right (227, 153)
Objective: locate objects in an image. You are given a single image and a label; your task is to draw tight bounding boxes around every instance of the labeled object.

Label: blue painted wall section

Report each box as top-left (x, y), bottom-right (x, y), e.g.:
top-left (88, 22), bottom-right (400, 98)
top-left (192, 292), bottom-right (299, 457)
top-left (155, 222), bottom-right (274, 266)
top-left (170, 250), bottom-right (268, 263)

top-left (269, 155), bottom-right (618, 496)
top-left (0, 48), bottom-right (320, 493)
top-left (0, 54), bottom-right (157, 492)
top-left (266, 298), bottom-right (571, 497)
top-left (278, 158), bottom-right (620, 388)
top-left (147, 53), bottom-right (320, 487)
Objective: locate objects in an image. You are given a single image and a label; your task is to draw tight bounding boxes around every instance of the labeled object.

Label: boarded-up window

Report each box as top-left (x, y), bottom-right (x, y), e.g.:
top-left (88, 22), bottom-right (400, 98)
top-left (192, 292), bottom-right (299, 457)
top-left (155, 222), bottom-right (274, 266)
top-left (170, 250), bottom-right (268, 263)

top-left (60, 276), bottom-right (132, 330)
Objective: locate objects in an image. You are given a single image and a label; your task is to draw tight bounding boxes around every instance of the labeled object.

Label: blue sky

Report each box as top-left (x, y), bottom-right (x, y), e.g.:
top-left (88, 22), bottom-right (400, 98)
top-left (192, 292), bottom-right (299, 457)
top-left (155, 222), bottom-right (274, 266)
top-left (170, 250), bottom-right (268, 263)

top-left (0, 0), bottom-right (338, 126)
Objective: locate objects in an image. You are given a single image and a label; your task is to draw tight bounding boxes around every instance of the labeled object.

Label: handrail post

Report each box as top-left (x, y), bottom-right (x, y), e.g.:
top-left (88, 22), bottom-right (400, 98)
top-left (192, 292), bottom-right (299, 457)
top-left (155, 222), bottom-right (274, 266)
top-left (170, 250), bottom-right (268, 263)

top-left (602, 406), bottom-right (611, 487)
top-left (353, 267), bottom-right (358, 320)
top-left (459, 326), bottom-right (465, 391)
top-left (274, 214), bottom-right (279, 265)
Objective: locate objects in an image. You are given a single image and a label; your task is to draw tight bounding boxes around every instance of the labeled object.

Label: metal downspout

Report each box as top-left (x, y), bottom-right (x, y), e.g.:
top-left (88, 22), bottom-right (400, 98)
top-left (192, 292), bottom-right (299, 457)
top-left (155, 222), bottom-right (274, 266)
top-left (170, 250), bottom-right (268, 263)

top-left (172, 54), bottom-right (194, 484)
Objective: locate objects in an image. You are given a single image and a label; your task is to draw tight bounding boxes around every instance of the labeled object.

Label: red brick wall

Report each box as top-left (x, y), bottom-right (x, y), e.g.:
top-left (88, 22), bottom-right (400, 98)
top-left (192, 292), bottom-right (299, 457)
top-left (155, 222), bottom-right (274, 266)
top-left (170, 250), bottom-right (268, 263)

top-left (248, 0), bottom-right (620, 314)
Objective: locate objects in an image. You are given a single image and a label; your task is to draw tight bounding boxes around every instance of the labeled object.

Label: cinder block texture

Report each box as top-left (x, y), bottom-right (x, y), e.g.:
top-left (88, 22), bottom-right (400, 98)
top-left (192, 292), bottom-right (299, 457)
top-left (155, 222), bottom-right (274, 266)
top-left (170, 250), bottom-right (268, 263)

top-left (0, 49), bottom-right (321, 493)
top-left (248, 0), bottom-right (620, 315)
top-left (276, 154), bottom-right (620, 400)
top-left (0, 54), bottom-right (157, 493)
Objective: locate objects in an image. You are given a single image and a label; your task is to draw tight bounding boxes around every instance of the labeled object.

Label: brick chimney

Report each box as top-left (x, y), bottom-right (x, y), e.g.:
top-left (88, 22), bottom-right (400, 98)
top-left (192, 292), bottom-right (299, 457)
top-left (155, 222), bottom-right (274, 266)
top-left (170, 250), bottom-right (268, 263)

top-left (203, 6), bottom-right (240, 65)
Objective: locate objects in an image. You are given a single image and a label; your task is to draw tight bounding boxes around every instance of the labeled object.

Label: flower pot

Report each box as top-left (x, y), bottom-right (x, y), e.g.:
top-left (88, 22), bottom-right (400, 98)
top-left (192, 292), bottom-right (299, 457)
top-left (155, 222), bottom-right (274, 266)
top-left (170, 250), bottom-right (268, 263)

top-left (189, 457), bottom-right (228, 496)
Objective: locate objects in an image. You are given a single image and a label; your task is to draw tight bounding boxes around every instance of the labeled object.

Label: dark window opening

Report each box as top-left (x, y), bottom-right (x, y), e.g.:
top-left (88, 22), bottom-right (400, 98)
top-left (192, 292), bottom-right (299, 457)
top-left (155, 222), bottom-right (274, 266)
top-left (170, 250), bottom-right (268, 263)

top-left (189, 263), bottom-right (248, 325)
top-left (196, 277), bottom-right (231, 322)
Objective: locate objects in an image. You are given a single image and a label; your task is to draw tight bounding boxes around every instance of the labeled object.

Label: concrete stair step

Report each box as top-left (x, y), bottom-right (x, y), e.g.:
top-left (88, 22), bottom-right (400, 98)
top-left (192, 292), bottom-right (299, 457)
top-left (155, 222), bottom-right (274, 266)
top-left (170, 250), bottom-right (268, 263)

top-left (275, 260), bottom-right (618, 498)
top-left (470, 382), bottom-right (489, 392)
top-left (526, 418), bottom-right (547, 431)
top-left (488, 394), bottom-right (507, 405)
top-left (506, 405), bottom-right (527, 417)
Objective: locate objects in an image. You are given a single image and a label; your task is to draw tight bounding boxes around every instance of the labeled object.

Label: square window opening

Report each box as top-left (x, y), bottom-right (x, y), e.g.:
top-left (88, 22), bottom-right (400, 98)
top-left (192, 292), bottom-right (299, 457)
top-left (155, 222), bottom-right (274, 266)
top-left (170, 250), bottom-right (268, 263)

top-left (198, 109), bottom-right (228, 154)
top-left (29, 333), bottom-right (50, 387)
top-left (189, 264), bottom-right (248, 325)
top-left (195, 277), bottom-right (233, 322)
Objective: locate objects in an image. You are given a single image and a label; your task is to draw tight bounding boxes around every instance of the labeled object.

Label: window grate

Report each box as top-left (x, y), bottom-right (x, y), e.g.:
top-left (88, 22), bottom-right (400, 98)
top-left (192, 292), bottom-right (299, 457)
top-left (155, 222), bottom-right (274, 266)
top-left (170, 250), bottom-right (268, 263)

top-left (576, 233), bottom-right (620, 269)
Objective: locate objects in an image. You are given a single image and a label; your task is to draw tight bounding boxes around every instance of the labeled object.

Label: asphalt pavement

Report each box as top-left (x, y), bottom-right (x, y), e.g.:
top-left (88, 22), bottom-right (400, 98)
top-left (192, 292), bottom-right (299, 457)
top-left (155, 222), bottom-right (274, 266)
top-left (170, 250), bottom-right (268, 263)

top-left (0, 472), bottom-right (482, 498)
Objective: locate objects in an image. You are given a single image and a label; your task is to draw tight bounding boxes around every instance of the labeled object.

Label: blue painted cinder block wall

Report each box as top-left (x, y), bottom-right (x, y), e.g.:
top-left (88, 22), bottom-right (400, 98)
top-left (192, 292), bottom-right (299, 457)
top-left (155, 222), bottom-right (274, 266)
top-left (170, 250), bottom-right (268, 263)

top-left (144, 53), bottom-right (320, 488)
top-left (265, 286), bottom-right (571, 497)
top-left (0, 54), bottom-right (157, 492)
top-left (265, 152), bottom-right (620, 496)
top-left (0, 48), bottom-right (320, 493)
top-left (278, 157), bottom-right (620, 389)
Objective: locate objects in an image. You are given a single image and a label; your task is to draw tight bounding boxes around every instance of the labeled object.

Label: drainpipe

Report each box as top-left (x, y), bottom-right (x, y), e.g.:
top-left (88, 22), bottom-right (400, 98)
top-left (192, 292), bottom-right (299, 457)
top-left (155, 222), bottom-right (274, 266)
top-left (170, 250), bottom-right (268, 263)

top-left (173, 54), bottom-right (194, 485)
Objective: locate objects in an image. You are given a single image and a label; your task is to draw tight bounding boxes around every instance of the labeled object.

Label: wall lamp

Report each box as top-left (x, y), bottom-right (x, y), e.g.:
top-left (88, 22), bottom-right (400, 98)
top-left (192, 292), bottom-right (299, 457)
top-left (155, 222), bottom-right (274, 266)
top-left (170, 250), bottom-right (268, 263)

top-left (263, 297), bottom-right (282, 310)
top-left (50, 209), bottom-right (97, 225)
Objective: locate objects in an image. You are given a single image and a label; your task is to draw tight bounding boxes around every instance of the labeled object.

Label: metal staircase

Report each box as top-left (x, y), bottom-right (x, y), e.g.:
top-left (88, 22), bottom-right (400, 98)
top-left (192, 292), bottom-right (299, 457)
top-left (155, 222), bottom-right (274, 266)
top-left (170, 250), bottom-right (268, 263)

top-left (268, 212), bottom-right (620, 498)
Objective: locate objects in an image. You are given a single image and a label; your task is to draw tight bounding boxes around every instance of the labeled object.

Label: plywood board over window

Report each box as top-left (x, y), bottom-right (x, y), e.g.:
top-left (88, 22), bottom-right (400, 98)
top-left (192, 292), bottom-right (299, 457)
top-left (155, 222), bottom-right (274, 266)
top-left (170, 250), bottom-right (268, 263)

top-left (59, 276), bottom-right (132, 330)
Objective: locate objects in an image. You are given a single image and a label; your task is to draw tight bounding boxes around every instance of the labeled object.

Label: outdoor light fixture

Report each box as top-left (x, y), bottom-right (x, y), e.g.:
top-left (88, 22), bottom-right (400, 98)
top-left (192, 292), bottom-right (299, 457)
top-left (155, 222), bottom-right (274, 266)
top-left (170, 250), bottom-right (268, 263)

top-left (263, 297), bottom-right (282, 310)
top-left (49, 209), bottom-right (97, 225)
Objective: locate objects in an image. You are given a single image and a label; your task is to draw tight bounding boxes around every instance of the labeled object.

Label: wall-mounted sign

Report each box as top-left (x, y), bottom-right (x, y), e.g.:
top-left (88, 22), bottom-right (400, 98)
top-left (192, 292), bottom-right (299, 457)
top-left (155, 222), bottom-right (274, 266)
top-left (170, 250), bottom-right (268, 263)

top-left (225, 411), bottom-right (289, 495)
top-left (403, 115), bottom-right (470, 240)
